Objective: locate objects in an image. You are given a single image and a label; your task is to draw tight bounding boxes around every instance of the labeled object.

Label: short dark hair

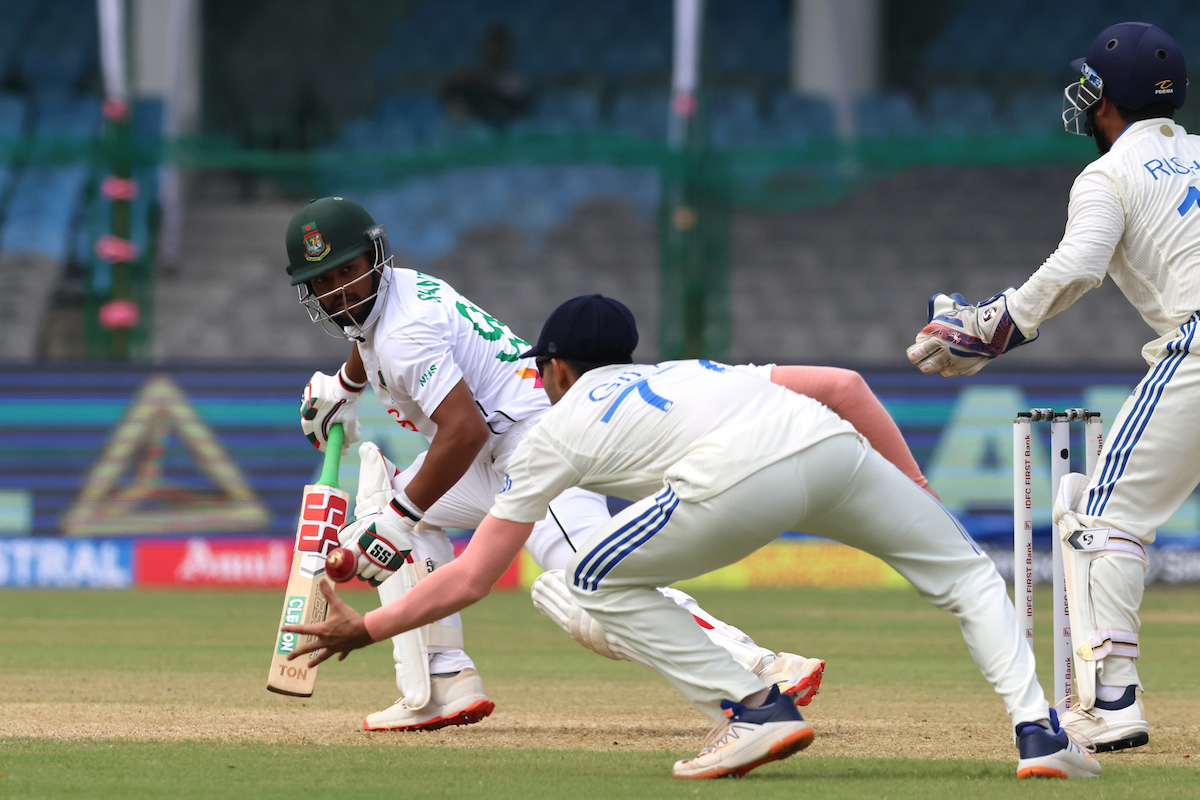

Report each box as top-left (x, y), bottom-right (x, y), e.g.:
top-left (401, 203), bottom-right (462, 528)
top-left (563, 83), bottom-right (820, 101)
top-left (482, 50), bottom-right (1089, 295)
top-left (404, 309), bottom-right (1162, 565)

top-left (1115, 101), bottom-right (1176, 123)
top-left (562, 358), bottom-right (612, 376)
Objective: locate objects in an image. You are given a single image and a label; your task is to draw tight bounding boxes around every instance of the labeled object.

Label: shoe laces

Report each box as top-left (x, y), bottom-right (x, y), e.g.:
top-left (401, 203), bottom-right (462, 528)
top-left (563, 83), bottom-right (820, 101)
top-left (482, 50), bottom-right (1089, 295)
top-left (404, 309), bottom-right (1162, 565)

top-left (695, 719), bottom-right (734, 755)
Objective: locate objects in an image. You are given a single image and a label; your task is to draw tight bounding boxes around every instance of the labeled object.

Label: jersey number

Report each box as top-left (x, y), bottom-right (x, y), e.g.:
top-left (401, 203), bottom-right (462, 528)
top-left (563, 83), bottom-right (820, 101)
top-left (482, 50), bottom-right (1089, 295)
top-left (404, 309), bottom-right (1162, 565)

top-left (455, 300), bottom-right (528, 363)
top-left (1178, 185), bottom-right (1200, 216)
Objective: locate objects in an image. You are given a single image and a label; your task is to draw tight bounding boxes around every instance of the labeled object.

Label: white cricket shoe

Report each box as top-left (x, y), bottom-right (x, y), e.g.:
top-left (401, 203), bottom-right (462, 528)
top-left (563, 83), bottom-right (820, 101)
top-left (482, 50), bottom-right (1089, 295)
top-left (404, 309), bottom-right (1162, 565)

top-left (755, 653), bottom-right (824, 707)
top-left (363, 668), bottom-right (495, 732)
top-left (1060, 685), bottom-right (1149, 752)
top-left (1015, 712), bottom-right (1101, 779)
top-left (673, 686), bottom-right (814, 780)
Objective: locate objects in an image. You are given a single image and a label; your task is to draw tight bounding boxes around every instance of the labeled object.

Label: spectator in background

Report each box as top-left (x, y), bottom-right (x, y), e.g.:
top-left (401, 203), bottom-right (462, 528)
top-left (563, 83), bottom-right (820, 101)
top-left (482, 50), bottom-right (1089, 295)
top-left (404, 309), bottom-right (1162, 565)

top-left (440, 24), bottom-right (531, 128)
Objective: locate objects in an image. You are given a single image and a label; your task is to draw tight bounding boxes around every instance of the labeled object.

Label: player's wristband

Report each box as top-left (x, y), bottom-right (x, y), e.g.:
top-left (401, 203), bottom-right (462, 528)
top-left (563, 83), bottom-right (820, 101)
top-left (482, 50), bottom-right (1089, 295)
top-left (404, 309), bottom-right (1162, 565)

top-left (387, 490), bottom-right (424, 525)
top-left (337, 364), bottom-right (367, 394)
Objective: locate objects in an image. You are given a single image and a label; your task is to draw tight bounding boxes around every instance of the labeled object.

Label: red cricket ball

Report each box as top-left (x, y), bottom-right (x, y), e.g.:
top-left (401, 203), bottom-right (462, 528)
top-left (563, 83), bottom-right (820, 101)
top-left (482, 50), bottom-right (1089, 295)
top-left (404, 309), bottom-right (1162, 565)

top-left (325, 546), bottom-right (357, 583)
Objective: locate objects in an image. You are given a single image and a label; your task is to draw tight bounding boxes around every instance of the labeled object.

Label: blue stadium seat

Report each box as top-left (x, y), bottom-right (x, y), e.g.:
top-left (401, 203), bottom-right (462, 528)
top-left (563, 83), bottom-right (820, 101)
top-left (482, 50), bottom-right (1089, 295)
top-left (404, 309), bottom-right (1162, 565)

top-left (531, 89), bottom-right (602, 132)
top-left (0, 165), bottom-right (88, 261)
top-left (609, 89), bottom-right (670, 141)
top-left (1004, 89), bottom-right (1066, 135)
top-left (34, 93), bottom-right (103, 139)
top-left (768, 92), bottom-right (837, 146)
top-left (0, 94), bottom-right (30, 159)
top-left (855, 91), bottom-right (923, 140)
top-left (320, 161), bottom-right (662, 265)
top-left (925, 87), bottom-right (1000, 138)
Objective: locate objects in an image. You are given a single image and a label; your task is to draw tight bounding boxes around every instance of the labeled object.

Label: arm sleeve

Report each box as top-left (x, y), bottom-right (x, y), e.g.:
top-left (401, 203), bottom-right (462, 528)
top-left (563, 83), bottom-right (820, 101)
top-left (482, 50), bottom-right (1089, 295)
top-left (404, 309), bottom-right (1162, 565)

top-left (1007, 169), bottom-right (1125, 334)
top-left (770, 365), bottom-right (936, 497)
top-left (375, 321), bottom-right (465, 419)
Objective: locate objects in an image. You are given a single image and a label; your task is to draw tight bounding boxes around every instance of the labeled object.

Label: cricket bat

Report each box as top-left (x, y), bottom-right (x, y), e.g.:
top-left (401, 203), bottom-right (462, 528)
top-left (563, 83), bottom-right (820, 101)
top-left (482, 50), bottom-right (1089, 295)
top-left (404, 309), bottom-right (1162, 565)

top-left (267, 424), bottom-right (349, 696)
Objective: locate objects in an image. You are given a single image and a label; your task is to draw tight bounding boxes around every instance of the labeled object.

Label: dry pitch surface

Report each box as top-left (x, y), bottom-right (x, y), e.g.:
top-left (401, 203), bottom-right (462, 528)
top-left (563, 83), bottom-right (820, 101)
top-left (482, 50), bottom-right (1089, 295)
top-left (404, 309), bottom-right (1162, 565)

top-left (3, 587), bottom-right (1197, 771)
top-left (4, 666), bottom-right (1198, 767)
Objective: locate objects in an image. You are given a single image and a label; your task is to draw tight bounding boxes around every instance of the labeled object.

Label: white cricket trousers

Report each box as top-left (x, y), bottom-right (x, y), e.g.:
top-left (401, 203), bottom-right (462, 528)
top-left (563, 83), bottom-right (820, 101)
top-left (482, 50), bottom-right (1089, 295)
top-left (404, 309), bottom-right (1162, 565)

top-left (569, 432), bottom-right (1050, 726)
top-left (1070, 314), bottom-right (1200, 688)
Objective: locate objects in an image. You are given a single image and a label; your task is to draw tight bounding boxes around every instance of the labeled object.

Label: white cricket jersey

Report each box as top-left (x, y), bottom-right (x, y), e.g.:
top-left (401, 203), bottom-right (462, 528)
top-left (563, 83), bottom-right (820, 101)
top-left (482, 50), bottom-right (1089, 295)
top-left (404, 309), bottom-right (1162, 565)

top-left (1009, 118), bottom-right (1200, 339)
top-left (490, 359), bottom-right (859, 523)
top-left (356, 268), bottom-right (548, 449)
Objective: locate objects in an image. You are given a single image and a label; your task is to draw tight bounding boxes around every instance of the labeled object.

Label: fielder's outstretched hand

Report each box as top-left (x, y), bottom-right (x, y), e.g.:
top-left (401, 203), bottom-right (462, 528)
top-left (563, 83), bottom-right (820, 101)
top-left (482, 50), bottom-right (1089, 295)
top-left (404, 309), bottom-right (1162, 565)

top-left (906, 288), bottom-right (1036, 377)
top-left (282, 579), bottom-right (375, 667)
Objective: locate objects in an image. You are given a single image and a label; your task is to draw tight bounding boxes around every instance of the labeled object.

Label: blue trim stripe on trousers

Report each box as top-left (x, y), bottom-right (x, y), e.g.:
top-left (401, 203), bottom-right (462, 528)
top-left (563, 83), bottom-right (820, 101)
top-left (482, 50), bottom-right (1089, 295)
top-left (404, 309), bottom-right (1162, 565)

top-left (573, 486), bottom-right (679, 592)
top-left (1087, 313), bottom-right (1199, 517)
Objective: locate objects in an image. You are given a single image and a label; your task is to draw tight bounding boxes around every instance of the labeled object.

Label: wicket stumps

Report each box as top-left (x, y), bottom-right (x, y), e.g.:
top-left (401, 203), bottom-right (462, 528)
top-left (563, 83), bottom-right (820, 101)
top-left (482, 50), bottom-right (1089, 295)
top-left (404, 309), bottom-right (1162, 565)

top-left (1013, 408), bottom-right (1103, 708)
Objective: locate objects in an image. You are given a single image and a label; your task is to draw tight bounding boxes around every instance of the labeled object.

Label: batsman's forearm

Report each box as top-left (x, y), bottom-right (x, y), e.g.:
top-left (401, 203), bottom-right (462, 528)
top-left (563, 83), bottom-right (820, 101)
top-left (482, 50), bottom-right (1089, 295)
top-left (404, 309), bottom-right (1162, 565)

top-left (399, 428), bottom-right (485, 512)
top-left (344, 344), bottom-right (368, 385)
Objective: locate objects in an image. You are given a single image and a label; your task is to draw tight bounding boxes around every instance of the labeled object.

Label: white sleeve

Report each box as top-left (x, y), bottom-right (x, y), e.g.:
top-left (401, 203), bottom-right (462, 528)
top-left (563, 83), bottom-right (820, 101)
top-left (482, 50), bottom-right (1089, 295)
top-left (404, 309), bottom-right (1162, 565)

top-left (375, 318), bottom-right (464, 418)
top-left (489, 424), bottom-right (584, 524)
top-left (1007, 169), bottom-right (1124, 333)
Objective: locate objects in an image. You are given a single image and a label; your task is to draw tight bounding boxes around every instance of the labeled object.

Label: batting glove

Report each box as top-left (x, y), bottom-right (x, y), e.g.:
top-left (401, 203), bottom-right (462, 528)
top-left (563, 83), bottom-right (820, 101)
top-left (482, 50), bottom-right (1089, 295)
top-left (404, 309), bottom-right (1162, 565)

top-left (300, 365), bottom-right (365, 453)
top-left (338, 514), bottom-right (414, 586)
top-left (906, 288), bottom-right (1037, 377)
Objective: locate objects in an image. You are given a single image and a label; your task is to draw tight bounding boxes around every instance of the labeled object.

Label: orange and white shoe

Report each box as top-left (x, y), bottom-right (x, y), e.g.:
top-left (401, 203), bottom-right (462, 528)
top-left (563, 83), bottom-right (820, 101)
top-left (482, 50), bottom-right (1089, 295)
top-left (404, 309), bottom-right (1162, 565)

top-left (673, 686), bottom-right (814, 780)
top-left (755, 653), bottom-right (825, 707)
top-left (363, 668), bottom-right (494, 732)
top-left (1015, 711), bottom-right (1100, 779)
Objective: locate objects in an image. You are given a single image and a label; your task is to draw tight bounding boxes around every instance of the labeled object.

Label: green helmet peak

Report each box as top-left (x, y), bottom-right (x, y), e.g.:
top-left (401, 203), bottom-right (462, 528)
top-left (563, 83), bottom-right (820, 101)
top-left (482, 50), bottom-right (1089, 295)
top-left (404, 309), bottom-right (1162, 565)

top-left (285, 196), bottom-right (379, 286)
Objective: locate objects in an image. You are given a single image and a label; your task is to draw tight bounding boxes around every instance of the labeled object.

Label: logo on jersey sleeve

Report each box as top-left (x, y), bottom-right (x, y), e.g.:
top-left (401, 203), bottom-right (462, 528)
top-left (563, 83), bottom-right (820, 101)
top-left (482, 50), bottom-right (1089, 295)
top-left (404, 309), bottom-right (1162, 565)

top-left (500, 474), bottom-right (512, 493)
top-left (515, 366), bottom-right (543, 388)
top-left (301, 223), bottom-right (331, 261)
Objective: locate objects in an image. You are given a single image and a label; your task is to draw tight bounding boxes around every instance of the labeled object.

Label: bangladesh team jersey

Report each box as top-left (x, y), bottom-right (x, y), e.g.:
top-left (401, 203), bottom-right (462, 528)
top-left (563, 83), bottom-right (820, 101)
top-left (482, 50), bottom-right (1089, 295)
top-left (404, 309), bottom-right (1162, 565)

top-left (357, 268), bottom-right (548, 447)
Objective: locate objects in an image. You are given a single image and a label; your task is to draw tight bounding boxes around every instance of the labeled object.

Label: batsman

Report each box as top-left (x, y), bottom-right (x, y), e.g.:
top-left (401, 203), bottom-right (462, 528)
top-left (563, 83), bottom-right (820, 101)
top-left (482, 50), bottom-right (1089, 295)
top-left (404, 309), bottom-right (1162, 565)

top-left (906, 21), bottom-right (1198, 753)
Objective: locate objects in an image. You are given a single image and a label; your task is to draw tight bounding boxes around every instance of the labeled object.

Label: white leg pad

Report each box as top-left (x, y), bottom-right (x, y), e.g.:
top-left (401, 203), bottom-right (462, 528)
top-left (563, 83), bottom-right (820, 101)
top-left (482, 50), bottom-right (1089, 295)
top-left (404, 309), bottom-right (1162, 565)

top-left (377, 523), bottom-right (465, 711)
top-left (531, 570), bottom-right (653, 667)
top-left (1055, 473), bottom-right (1148, 710)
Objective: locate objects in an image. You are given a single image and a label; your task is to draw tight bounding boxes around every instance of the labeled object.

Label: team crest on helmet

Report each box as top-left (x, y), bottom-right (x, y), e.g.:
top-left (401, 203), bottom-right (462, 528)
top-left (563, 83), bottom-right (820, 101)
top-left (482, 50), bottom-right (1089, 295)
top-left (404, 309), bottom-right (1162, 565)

top-left (302, 222), bottom-right (331, 261)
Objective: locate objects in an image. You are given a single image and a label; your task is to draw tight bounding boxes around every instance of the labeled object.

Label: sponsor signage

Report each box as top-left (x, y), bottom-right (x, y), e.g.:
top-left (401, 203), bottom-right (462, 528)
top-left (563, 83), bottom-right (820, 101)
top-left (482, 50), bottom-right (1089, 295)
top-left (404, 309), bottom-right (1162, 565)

top-left (135, 537), bottom-right (294, 587)
top-left (0, 538), bottom-right (132, 588)
top-left (276, 596), bottom-right (306, 654)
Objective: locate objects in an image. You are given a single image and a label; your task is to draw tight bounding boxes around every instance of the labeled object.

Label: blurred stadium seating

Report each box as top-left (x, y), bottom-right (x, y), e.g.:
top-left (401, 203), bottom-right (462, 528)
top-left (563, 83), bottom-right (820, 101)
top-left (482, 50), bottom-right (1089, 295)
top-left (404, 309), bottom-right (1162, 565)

top-left (1, 0), bottom-right (1196, 366)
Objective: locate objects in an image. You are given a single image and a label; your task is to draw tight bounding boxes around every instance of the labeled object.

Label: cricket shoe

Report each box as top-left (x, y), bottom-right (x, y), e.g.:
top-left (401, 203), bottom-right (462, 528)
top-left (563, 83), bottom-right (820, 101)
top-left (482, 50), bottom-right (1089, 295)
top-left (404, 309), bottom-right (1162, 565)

top-left (1015, 710), bottom-right (1101, 779)
top-left (673, 685), bottom-right (814, 780)
top-left (1060, 685), bottom-right (1149, 752)
top-left (363, 668), bottom-right (495, 732)
top-left (755, 653), bottom-right (824, 707)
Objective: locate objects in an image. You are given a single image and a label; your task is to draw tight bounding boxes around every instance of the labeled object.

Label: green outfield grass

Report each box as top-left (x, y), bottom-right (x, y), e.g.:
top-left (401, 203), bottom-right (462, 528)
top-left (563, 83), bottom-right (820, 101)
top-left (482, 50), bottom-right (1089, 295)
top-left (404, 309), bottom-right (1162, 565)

top-left (2, 585), bottom-right (1197, 799)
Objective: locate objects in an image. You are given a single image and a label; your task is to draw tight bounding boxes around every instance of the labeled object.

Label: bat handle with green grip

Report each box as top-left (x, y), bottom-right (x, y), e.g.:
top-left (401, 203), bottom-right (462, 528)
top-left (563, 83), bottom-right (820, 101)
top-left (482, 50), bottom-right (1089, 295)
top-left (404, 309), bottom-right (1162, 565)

top-left (318, 423), bottom-right (344, 488)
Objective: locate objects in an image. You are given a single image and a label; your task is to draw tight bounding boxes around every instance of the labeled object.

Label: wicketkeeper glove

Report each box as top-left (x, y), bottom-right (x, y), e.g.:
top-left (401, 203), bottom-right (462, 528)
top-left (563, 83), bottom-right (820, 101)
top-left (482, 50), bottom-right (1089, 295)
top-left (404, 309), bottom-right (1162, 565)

top-left (336, 442), bottom-right (420, 586)
top-left (300, 364), bottom-right (365, 453)
top-left (906, 288), bottom-right (1037, 377)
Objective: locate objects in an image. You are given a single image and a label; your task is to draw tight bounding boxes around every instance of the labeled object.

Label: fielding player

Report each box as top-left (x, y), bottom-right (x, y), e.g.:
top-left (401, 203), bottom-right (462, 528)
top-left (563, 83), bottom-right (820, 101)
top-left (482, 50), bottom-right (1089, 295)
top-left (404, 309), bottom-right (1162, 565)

top-left (286, 197), bottom-right (840, 732)
top-left (906, 22), bottom-right (1194, 752)
top-left (284, 295), bottom-right (1099, 780)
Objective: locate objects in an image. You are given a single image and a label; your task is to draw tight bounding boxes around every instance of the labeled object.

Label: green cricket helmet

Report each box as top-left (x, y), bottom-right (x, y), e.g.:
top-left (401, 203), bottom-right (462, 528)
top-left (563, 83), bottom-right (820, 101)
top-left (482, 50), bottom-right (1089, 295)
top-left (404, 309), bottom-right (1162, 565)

top-left (284, 197), bottom-right (393, 338)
